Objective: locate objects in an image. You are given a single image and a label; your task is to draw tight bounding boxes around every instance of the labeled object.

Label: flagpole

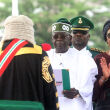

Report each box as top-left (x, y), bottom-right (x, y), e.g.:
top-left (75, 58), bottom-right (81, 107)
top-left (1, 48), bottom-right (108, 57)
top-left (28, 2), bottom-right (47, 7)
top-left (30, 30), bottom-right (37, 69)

top-left (12, 0), bottom-right (19, 16)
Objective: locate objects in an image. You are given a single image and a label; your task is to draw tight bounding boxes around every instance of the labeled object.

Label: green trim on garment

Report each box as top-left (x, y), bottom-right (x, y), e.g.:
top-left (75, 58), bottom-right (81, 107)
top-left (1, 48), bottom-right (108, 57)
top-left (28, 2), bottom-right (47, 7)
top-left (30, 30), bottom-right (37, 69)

top-left (0, 100), bottom-right (44, 110)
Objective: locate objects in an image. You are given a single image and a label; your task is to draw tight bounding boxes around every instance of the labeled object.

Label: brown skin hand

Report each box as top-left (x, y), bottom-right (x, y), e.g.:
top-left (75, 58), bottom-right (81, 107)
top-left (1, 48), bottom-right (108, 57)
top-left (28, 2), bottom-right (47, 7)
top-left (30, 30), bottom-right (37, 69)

top-left (62, 88), bottom-right (79, 99)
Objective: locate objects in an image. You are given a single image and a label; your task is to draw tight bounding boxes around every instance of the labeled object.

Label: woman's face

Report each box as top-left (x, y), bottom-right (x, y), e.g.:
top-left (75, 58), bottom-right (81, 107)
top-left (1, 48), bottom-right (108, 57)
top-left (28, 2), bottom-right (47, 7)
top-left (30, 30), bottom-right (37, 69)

top-left (106, 29), bottom-right (110, 46)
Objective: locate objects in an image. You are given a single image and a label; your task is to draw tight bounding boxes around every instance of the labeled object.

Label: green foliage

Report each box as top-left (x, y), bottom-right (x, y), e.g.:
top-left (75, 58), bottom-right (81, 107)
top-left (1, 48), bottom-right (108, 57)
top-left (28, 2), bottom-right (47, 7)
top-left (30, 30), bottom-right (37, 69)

top-left (0, 0), bottom-right (110, 50)
top-left (0, 0), bottom-right (11, 20)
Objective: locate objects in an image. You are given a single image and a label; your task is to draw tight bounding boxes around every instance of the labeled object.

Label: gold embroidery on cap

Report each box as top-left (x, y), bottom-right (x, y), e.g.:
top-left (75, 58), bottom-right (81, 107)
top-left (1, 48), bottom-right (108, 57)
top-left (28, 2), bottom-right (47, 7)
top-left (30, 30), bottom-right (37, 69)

top-left (78, 18), bottom-right (82, 24)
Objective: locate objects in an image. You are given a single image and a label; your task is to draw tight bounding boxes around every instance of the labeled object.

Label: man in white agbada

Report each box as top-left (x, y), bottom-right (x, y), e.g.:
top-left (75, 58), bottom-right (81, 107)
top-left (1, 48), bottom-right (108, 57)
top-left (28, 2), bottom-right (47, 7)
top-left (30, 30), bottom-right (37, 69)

top-left (47, 17), bottom-right (98, 110)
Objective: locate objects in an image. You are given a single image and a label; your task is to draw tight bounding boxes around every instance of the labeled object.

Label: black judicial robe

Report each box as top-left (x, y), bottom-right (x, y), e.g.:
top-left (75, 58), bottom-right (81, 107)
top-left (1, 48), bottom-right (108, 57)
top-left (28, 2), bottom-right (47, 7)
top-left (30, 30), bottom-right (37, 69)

top-left (0, 40), bottom-right (59, 110)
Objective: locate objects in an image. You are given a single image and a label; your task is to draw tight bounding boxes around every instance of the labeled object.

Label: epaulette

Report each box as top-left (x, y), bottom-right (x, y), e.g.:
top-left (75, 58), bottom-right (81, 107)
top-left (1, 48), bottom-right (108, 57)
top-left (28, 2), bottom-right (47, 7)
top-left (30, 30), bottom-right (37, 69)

top-left (90, 48), bottom-right (105, 53)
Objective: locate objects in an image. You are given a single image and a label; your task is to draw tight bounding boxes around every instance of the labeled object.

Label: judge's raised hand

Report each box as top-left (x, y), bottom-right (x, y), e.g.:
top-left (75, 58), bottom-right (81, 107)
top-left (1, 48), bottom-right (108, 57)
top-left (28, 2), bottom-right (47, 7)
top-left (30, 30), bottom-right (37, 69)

top-left (62, 88), bottom-right (79, 99)
top-left (100, 57), bottom-right (110, 80)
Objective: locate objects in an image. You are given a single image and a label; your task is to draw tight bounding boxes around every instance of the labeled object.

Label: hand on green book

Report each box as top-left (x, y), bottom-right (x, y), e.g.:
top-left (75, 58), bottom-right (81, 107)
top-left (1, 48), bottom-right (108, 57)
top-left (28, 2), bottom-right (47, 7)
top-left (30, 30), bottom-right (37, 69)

top-left (62, 88), bottom-right (79, 99)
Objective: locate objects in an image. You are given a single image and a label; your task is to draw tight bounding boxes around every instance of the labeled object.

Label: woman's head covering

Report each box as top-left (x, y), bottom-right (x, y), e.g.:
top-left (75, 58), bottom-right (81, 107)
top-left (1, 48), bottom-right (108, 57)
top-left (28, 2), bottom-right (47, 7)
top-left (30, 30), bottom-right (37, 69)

top-left (103, 20), bottom-right (110, 41)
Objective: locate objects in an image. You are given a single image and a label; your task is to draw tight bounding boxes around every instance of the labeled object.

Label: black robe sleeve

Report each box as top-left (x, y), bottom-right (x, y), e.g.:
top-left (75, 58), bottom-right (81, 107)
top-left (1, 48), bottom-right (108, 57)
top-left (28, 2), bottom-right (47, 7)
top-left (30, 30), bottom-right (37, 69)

top-left (41, 51), bottom-right (59, 110)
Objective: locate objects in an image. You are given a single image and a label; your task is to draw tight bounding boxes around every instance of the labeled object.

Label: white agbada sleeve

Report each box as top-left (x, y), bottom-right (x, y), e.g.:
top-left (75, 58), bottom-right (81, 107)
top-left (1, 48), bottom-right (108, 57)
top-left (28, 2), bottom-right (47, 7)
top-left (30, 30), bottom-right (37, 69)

top-left (78, 66), bottom-right (98, 108)
top-left (75, 50), bottom-right (98, 108)
top-left (69, 48), bottom-right (98, 109)
top-left (47, 48), bottom-right (98, 110)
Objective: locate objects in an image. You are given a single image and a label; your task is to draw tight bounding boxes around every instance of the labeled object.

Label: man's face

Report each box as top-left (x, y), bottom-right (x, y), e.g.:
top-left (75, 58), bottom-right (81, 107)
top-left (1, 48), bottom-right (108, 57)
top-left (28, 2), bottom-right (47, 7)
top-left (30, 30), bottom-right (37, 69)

top-left (52, 32), bottom-right (71, 53)
top-left (72, 30), bottom-right (90, 50)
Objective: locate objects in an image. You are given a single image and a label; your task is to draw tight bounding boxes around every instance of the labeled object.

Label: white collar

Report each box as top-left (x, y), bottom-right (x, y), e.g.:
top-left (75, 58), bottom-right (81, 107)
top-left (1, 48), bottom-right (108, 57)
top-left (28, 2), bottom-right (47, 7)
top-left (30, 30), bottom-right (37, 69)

top-left (54, 48), bottom-right (72, 56)
top-left (72, 47), bottom-right (92, 56)
top-left (72, 47), bottom-right (87, 52)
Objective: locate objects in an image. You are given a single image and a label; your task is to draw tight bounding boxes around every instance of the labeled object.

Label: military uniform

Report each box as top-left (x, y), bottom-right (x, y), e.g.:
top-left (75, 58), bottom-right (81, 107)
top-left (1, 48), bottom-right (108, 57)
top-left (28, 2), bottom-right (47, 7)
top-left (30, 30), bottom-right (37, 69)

top-left (69, 16), bottom-right (98, 110)
top-left (87, 46), bottom-right (104, 58)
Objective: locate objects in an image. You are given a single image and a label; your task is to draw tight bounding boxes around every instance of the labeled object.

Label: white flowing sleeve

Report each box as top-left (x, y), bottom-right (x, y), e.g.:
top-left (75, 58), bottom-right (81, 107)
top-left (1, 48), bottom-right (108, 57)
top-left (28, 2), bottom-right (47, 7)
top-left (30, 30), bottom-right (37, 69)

top-left (78, 61), bottom-right (98, 108)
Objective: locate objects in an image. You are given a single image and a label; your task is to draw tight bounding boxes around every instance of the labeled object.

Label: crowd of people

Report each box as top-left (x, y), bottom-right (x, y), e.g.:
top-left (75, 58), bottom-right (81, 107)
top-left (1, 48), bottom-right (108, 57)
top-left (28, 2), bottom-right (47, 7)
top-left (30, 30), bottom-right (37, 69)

top-left (0, 14), bottom-right (110, 110)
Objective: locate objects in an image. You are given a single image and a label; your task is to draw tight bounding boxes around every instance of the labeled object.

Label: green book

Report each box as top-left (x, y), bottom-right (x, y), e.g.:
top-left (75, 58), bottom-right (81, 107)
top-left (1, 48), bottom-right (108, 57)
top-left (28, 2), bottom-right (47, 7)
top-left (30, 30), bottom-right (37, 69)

top-left (53, 69), bottom-right (70, 97)
top-left (62, 69), bottom-right (70, 90)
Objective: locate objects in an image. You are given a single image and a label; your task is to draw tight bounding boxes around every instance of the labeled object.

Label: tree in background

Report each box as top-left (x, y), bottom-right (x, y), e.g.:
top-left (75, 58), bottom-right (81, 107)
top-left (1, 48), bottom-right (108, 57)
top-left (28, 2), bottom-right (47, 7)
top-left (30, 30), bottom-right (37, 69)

top-left (0, 0), bottom-right (110, 50)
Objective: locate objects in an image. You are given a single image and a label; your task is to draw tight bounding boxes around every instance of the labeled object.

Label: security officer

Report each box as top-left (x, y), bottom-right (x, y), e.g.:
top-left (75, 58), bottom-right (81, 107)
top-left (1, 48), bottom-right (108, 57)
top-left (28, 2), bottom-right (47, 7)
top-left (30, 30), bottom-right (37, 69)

top-left (61, 16), bottom-right (98, 110)
top-left (70, 16), bottom-right (103, 58)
